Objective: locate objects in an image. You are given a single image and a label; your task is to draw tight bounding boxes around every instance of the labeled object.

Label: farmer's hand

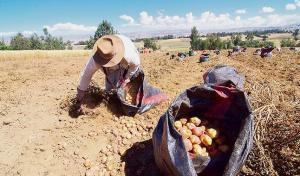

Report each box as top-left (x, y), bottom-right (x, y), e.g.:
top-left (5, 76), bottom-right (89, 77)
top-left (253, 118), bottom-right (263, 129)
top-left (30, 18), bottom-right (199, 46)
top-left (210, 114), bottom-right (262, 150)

top-left (69, 87), bottom-right (86, 118)
top-left (76, 87), bottom-right (86, 102)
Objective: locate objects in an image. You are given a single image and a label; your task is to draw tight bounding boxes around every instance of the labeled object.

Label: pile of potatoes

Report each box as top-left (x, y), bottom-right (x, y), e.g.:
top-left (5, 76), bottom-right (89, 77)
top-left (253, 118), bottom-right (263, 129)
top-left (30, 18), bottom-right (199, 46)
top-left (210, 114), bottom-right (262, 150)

top-left (124, 83), bottom-right (138, 105)
top-left (174, 117), bottom-right (230, 157)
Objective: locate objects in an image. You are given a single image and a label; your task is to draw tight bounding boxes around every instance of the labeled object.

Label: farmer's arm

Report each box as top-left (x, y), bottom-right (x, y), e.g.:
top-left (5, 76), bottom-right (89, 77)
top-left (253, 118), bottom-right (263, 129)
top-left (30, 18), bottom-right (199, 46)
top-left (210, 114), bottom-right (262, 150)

top-left (78, 57), bottom-right (102, 91)
top-left (123, 40), bottom-right (140, 81)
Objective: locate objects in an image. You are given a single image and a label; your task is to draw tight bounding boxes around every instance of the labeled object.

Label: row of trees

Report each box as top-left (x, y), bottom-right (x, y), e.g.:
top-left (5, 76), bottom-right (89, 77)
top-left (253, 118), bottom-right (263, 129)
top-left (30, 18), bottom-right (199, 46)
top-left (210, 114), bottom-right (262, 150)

top-left (143, 38), bottom-right (160, 50)
top-left (280, 38), bottom-right (300, 47)
top-left (190, 27), bottom-right (276, 50)
top-left (83, 20), bottom-right (160, 51)
top-left (0, 28), bottom-right (72, 50)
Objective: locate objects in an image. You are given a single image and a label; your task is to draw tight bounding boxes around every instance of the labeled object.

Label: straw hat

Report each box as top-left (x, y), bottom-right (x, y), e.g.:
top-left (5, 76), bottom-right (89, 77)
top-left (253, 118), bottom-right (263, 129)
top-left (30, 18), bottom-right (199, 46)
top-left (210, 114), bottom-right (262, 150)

top-left (92, 35), bottom-right (125, 67)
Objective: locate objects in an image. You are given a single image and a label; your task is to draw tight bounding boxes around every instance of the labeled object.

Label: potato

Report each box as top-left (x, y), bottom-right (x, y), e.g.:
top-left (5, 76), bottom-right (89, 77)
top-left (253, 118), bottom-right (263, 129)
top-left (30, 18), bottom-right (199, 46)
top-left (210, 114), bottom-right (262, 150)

top-left (218, 145), bottom-right (230, 153)
top-left (189, 135), bottom-right (201, 144)
top-left (179, 118), bottom-right (188, 125)
top-left (183, 139), bottom-right (193, 151)
top-left (192, 144), bottom-right (202, 153)
top-left (186, 123), bottom-right (196, 130)
top-left (207, 128), bottom-right (217, 139)
top-left (193, 144), bottom-right (208, 157)
top-left (201, 151), bottom-right (209, 157)
top-left (200, 134), bottom-right (212, 146)
top-left (190, 117), bottom-right (201, 126)
top-left (191, 127), bottom-right (205, 137)
top-left (174, 121), bottom-right (182, 129)
top-left (180, 128), bottom-right (192, 139)
top-left (199, 126), bottom-right (206, 131)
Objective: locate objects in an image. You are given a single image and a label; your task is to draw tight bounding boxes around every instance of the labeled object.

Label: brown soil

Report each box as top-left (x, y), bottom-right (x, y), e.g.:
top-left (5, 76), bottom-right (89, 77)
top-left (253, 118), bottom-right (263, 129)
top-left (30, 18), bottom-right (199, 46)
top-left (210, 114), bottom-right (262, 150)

top-left (0, 49), bottom-right (299, 176)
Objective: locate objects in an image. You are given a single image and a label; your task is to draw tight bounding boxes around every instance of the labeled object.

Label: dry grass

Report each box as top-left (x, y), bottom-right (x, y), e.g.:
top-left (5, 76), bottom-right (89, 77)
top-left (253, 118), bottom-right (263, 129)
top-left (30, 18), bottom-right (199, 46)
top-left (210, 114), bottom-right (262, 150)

top-left (134, 38), bottom-right (190, 52)
top-left (0, 50), bottom-right (91, 61)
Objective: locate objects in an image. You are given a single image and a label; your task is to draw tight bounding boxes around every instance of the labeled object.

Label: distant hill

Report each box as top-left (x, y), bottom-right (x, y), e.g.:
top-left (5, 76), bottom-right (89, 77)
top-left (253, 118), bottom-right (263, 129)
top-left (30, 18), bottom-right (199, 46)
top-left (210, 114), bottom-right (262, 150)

top-left (122, 23), bottom-right (300, 39)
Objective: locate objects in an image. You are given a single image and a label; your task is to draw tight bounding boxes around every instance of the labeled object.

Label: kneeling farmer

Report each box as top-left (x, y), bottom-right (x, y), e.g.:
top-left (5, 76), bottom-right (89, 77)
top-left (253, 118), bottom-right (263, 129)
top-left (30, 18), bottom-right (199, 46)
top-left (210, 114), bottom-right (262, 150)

top-left (76, 34), bottom-right (140, 102)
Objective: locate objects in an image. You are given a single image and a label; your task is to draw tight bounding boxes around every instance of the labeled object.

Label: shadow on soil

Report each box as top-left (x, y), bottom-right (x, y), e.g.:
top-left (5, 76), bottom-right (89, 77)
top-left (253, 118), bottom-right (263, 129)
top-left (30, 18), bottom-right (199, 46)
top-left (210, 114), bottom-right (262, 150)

top-left (121, 139), bottom-right (162, 176)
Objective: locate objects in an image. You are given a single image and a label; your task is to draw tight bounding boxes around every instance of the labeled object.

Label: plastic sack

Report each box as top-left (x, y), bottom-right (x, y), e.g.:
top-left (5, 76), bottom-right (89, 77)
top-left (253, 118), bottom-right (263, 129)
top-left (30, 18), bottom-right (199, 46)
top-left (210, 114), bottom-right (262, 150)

top-left (116, 69), bottom-right (168, 116)
top-left (152, 65), bottom-right (253, 176)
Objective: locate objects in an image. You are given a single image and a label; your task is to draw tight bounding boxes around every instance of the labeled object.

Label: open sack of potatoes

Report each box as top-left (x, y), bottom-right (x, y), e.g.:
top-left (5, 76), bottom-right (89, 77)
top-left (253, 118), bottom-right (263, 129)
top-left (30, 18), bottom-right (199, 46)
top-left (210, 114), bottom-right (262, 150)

top-left (116, 69), bottom-right (168, 116)
top-left (152, 65), bottom-right (253, 176)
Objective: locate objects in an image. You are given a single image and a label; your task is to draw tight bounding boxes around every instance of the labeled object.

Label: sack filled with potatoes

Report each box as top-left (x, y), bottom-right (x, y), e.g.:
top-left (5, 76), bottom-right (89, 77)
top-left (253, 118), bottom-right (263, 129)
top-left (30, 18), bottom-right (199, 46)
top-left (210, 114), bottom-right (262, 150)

top-left (174, 116), bottom-right (230, 158)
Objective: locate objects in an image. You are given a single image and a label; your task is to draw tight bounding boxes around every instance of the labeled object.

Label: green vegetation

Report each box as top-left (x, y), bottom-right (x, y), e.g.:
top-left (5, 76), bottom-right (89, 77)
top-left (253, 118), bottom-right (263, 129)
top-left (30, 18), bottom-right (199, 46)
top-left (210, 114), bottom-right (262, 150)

top-left (292, 29), bottom-right (299, 41)
top-left (190, 28), bottom-right (233, 50)
top-left (0, 39), bottom-right (11, 50)
top-left (85, 20), bottom-right (116, 49)
top-left (280, 38), bottom-right (300, 47)
top-left (190, 26), bottom-right (275, 50)
top-left (0, 28), bottom-right (71, 50)
top-left (143, 38), bottom-right (160, 51)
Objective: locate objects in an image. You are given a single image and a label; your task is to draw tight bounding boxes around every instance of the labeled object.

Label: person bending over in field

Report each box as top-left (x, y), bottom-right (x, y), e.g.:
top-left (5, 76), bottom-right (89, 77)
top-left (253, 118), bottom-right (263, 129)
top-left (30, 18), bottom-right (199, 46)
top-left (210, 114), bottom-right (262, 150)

top-left (75, 34), bottom-right (140, 108)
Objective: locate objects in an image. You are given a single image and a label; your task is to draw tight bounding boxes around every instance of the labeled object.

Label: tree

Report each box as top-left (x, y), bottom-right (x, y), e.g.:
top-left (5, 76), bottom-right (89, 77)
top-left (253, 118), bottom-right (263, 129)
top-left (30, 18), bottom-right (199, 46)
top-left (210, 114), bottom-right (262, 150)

top-left (246, 33), bottom-right (254, 41)
top-left (94, 20), bottom-right (116, 40)
top-left (65, 40), bottom-right (73, 50)
top-left (262, 35), bottom-right (268, 41)
top-left (29, 33), bottom-right (43, 49)
top-left (42, 28), bottom-right (65, 50)
top-left (231, 34), bottom-right (242, 46)
top-left (292, 29), bottom-right (299, 41)
top-left (143, 38), bottom-right (160, 51)
top-left (10, 33), bottom-right (31, 50)
top-left (190, 26), bottom-right (199, 50)
top-left (206, 34), bottom-right (222, 50)
top-left (0, 39), bottom-right (10, 50)
top-left (280, 38), bottom-right (296, 47)
top-left (86, 20), bottom-right (116, 49)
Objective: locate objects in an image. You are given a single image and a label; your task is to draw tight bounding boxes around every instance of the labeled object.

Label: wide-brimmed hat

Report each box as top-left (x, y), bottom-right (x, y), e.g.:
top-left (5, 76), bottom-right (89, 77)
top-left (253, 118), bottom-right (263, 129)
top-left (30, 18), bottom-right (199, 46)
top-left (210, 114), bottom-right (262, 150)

top-left (92, 35), bottom-right (125, 67)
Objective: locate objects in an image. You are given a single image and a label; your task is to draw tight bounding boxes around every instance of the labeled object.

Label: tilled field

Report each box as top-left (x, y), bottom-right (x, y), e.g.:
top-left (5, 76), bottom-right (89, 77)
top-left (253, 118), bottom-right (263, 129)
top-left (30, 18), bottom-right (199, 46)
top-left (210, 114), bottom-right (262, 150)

top-left (0, 49), bottom-right (299, 176)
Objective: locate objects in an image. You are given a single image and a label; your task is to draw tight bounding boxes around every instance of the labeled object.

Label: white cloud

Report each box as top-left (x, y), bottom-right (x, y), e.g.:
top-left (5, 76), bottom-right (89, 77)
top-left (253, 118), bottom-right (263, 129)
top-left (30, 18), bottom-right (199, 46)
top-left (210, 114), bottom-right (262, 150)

top-left (235, 9), bottom-right (246, 14)
top-left (295, 0), bottom-right (300, 7)
top-left (43, 22), bottom-right (96, 33)
top-left (119, 15), bottom-right (135, 25)
top-left (261, 7), bottom-right (275, 13)
top-left (0, 31), bottom-right (36, 37)
top-left (119, 11), bottom-right (300, 32)
top-left (286, 3), bottom-right (297, 10)
top-left (139, 11), bottom-right (155, 25)
top-left (285, 0), bottom-right (300, 11)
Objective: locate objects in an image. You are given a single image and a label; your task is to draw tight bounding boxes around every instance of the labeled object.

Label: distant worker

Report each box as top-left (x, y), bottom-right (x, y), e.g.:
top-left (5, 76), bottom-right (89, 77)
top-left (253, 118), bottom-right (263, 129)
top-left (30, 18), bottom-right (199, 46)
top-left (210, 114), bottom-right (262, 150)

top-left (76, 34), bottom-right (140, 103)
top-left (260, 46), bottom-right (274, 58)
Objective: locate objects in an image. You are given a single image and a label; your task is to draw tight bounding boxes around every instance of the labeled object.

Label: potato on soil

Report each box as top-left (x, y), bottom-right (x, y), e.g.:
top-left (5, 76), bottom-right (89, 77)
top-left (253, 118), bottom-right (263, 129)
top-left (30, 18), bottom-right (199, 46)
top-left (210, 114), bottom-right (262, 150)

top-left (183, 139), bottom-right (193, 151)
top-left (189, 117), bottom-right (201, 126)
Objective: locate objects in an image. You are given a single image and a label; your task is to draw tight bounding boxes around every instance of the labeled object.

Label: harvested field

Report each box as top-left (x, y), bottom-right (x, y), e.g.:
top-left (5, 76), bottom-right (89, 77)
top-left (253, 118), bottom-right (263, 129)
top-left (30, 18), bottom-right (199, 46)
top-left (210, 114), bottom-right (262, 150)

top-left (0, 48), bottom-right (299, 176)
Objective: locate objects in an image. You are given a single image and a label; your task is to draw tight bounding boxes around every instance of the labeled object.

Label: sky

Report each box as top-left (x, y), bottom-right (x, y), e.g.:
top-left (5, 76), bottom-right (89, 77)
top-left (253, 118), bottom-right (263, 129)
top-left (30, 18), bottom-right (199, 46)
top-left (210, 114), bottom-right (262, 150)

top-left (1, 0), bottom-right (300, 41)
